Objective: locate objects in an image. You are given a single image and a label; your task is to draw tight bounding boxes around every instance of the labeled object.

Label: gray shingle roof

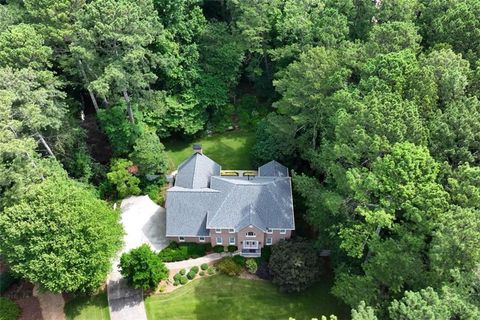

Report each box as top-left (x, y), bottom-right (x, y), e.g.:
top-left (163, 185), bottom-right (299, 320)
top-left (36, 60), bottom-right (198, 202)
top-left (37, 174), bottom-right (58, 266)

top-left (165, 187), bottom-right (221, 236)
top-left (206, 176), bottom-right (294, 231)
top-left (174, 153), bottom-right (221, 189)
top-left (258, 160), bottom-right (289, 177)
top-left (166, 159), bottom-right (294, 236)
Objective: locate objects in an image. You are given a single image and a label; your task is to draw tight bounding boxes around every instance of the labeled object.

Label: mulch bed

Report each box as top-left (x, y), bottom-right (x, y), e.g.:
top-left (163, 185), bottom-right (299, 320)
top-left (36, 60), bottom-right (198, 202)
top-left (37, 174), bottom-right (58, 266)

top-left (3, 281), bottom-right (43, 320)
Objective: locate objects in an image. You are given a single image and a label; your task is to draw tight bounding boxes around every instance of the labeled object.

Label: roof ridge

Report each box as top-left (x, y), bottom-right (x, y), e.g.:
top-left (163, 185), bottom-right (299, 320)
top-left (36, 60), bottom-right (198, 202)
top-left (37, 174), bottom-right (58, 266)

top-left (206, 184), bottom-right (237, 228)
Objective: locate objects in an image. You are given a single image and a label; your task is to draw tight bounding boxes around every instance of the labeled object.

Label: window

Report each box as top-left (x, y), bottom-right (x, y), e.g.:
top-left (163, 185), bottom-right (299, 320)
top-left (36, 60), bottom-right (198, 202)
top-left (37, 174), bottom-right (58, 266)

top-left (266, 228), bottom-right (273, 234)
top-left (229, 237), bottom-right (235, 245)
top-left (215, 229), bottom-right (222, 233)
top-left (199, 237), bottom-right (205, 242)
top-left (246, 231), bottom-right (256, 237)
top-left (178, 236), bottom-right (185, 242)
top-left (228, 228), bottom-right (235, 233)
top-left (266, 237), bottom-right (273, 245)
top-left (280, 229), bottom-right (286, 234)
top-left (216, 237), bottom-right (223, 245)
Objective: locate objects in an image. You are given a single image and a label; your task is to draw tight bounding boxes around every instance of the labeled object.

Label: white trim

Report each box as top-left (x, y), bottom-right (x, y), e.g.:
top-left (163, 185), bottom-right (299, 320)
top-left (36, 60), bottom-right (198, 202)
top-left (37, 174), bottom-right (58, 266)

top-left (215, 229), bottom-right (222, 233)
top-left (266, 237), bottom-right (273, 245)
top-left (243, 240), bottom-right (259, 249)
top-left (245, 231), bottom-right (256, 237)
top-left (216, 236), bottom-right (223, 245)
top-left (228, 228), bottom-right (235, 233)
top-left (229, 237), bottom-right (235, 245)
top-left (167, 234), bottom-right (211, 237)
top-left (178, 236), bottom-right (185, 242)
top-left (280, 229), bottom-right (286, 234)
top-left (199, 236), bottom-right (205, 242)
top-left (266, 228), bottom-right (273, 234)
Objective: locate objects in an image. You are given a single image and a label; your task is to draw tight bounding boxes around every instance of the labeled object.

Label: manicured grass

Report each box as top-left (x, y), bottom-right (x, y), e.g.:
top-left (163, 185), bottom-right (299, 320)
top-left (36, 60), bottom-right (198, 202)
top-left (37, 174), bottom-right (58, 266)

top-left (145, 275), bottom-right (350, 320)
top-left (64, 292), bottom-right (110, 320)
top-left (165, 130), bottom-right (255, 170)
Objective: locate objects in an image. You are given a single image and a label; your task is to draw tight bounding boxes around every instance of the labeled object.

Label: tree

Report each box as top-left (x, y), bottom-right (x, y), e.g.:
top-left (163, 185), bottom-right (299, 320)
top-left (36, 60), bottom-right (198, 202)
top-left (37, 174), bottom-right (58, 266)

top-left (351, 301), bottom-right (378, 320)
top-left (268, 239), bottom-right (321, 292)
top-left (388, 288), bottom-right (448, 320)
top-left (119, 244), bottom-right (168, 289)
top-left (365, 22), bottom-right (422, 56)
top-left (129, 127), bottom-right (168, 176)
top-left (0, 23), bottom-right (52, 70)
top-left (107, 159), bottom-right (141, 198)
top-left (71, 0), bottom-right (163, 120)
top-left (0, 175), bottom-right (123, 293)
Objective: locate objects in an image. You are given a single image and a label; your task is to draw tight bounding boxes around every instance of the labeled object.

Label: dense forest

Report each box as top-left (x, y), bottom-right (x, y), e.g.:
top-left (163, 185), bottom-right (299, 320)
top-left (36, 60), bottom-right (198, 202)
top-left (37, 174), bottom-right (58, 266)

top-left (1, 0), bottom-right (480, 319)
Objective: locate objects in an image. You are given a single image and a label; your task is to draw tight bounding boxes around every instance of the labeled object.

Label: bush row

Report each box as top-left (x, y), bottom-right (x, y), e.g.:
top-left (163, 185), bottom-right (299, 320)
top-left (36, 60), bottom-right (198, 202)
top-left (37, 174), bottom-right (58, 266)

top-left (158, 242), bottom-right (211, 262)
top-left (173, 265), bottom-right (215, 286)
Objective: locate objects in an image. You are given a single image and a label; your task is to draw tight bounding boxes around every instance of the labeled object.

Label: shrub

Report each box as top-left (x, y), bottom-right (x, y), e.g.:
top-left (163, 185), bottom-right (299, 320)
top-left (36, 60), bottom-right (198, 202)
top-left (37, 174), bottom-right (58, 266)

top-left (179, 269), bottom-right (186, 275)
top-left (255, 261), bottom-right (272, 280)
top-left (180, 276), bottom-right (188, 285)
top-left (107, 158), bottom-right (141, 198)
top-left (199, 271), bottom-right (205, 276)
top-left (260, 245), bottom-right (272, 262)
top-left (215, 257), bottom-right (242, 276)
top-left (0, 297), bottom-right (20, 320)
top-left (119, 244), bottom-right (169, 290)
top-left (191, 266), bottom-right (199, 274)
top-left (158, 242), bottom-right (209, 262)
top-left (200, 263), bottom-right (209, 270)
top-left (269, 239), bottom-right (321, 292)
top-left (173, 273), bottom-right (181, 282)
top-left (227, 245), bottom-right (238, 253)
top-left (213, 245), bottom-right (225, 253)
top-left (173, 280), bottom-right (179, 286)
top-left (144, 182), bottom-right (166, 205)
top-left (187, 271), bottom-right (196, 280)
top-left (246, 259), bottom-right (258, 274)
top-left (207, 267), bottom-right (215, 275)
top-left (232, 255), bottom-right (246, 267)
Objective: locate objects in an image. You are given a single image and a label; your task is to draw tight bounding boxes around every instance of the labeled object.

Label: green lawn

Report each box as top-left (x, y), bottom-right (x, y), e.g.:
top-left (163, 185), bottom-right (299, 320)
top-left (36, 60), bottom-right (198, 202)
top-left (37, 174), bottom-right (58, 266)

top-left (164, 130), bottom-right (255, 170)
top-left (64, 292), bottom-right (110, 320)
top-left (145, 275), bottom-right (350, 320)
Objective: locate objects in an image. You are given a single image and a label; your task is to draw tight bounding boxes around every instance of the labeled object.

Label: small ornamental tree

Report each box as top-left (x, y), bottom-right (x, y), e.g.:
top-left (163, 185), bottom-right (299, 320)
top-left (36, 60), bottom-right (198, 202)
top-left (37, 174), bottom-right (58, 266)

top-left (269, 239), bottom-right (321, 292)
top-left (129, 126), bottom-right (168, 176)
top-left (107, 158), bottom-right (141, 198)
top-left (119, 244), bottom-right (169, 290)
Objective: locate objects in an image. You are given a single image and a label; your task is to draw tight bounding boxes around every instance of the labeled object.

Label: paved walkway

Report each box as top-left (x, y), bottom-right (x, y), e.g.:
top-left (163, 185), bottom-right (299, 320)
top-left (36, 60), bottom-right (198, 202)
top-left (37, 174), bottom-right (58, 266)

top-left (166, 252), bottom-right (229, 275)
top-left (33, 285), bottom-right (65, 320)
top-left (107, 196), bottom-right (169, 320)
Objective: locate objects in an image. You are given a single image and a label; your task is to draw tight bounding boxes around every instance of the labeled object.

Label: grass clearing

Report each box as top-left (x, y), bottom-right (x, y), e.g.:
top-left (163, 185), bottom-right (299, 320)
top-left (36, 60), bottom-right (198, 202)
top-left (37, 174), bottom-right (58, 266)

top-left (164, 130), bottom-right (255, 170)
top-left (64, 292), bottom-right (110, 320)
top-left (145, 275), bottom-right (349, 320)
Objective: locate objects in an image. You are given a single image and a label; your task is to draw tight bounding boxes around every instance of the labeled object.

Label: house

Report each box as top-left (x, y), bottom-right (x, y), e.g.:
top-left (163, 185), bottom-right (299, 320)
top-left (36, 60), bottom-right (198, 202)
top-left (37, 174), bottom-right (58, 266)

top-left (165, 145), bottom-right (295, 257)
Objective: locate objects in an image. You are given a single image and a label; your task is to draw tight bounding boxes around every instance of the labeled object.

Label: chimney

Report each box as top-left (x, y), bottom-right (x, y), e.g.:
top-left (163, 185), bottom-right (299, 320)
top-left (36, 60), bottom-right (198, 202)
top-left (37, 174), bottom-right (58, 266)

top-left (193, 144), bottom-right (202, 154)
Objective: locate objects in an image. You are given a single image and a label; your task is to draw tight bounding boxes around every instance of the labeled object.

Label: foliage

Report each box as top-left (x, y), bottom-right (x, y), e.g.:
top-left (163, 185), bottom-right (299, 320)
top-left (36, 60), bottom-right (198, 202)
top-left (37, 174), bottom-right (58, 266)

top-left (179, 276), bottom-right (188, 285)
top-left (200, 263), bottom-right (208, 271)
top-left (215, 257), bottom-right (242, 276)
top-left (144, 181), bottom-right (167, 205)
top-left (0, 271), bottom-right (16, 294)
top-left (0, 297), bottom-right (20, 320)
top-left (157, 242), bottom-right (209, 262)
top-left (269, 239), bottom-right (321, 292)
top-left (190, 266), bottom-right (199, 274)
top-left (199, 271), bottom-right (205, 276)
top-left (179, 269), bottom-right (186, 276)
top-left (207, 267), bottom-right (215, 275)
top-left (186, 270), bottom-right (196, 280)
top-left (0, 176), bottom-right (123, 293)
top-left (212, 245), bottom-right (225, 253)
top-left (130, 126), bottom-right (168, 176)
top-left (106, 159), bottom-right (141, 198)
top-left (227, 245), bottom-right (238, 253)
top-left (351, 301), bottom-right (378, 320)
top-left (119, 244), bottom-right (168, 290)
top-left (245, 259), bottom-right (258, 274)
top-left (232, 255), bottom-right (246, 267)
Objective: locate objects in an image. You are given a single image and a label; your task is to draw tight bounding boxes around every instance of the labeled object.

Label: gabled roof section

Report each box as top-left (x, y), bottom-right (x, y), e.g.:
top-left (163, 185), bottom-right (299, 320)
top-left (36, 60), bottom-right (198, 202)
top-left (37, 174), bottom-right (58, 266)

top-left (206, 176), bottom-right (295, 231)
top-left (258, 160), bottom-right (289, 177)
top-left (174, 153), bottom-right (221, 189)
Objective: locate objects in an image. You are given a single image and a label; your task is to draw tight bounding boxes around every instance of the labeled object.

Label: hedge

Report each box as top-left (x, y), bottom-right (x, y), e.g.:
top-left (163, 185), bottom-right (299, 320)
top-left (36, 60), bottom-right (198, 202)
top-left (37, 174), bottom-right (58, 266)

top-left (212, 245), bottom-right (225, 253)
top-left (227, 245), bottom-right (238, 253)
top-left (158, 242), bottom-right (209, 262)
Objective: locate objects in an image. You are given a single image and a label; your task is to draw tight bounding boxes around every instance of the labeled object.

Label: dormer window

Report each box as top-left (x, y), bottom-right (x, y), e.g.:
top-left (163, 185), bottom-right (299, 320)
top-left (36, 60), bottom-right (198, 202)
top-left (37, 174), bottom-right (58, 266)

top-left (215, 229), bottom-right (221, 233)
top-left (246, 231), bottom-right (256, 237)
top-left (228, 228), bottom-right (235, 233)
top-left (280, 229), bottom-right (286, 234)
top-left (266, 228), bottom-right (273, 234)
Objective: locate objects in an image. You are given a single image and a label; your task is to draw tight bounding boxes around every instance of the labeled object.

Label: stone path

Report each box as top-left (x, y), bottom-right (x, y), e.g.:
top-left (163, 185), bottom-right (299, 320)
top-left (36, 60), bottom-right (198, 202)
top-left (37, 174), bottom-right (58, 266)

top-left (107, 195), bottom-right (169, 320)
top-left (33, 285), bottom-right (65, 320)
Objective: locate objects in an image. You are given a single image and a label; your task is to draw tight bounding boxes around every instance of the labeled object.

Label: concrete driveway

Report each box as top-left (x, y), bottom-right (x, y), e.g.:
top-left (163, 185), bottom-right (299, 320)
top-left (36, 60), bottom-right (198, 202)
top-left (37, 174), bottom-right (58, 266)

top-left (108, 195), bottom-right (170, 320)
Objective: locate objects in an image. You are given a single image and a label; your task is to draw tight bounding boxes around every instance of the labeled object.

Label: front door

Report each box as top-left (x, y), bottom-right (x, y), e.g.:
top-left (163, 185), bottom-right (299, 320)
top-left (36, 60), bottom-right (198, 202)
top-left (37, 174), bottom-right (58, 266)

top-left (243, 240), bottom-right (258, 249)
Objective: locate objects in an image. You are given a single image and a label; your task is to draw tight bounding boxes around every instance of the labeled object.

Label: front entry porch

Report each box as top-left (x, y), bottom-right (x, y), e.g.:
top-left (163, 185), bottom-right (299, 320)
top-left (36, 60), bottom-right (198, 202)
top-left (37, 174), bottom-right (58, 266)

top-left (240, 240), bottom-right (261, 257)
top-left (240, 249), bottom-right (261, 257)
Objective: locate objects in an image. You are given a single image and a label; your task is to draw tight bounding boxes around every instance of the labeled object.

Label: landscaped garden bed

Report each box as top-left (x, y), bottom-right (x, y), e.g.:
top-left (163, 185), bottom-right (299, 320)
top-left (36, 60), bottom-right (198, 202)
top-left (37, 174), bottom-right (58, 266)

top-left (157, 242), bottom-right (212, 262)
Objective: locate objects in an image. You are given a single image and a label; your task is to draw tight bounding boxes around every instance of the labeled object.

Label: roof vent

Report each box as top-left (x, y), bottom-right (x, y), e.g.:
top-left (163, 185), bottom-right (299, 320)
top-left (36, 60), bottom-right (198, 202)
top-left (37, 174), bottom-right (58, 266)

top-left (193, 144), bottom-right (202, 154)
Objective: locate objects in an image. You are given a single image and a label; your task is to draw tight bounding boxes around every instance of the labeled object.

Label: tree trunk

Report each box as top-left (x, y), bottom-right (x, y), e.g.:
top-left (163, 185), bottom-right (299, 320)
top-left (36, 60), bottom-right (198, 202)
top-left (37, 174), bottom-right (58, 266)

top-left (123, 89), bottom-right (134, 123)
top-left (78, 60), bottom-right (100, 112)
top-left (37, 132), bottom-right (56, 159)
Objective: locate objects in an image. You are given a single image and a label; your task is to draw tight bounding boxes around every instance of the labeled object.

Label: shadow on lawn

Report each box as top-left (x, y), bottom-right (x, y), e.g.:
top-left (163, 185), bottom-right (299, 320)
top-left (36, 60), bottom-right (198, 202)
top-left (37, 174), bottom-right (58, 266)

top-left (64, 292), bottom-right (108, 320)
